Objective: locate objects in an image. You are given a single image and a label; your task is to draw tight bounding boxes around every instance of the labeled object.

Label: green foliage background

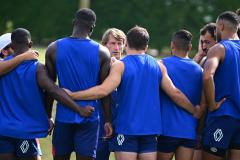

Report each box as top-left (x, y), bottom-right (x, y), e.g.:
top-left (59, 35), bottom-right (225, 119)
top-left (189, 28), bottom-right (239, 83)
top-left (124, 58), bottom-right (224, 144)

top-left (0, 0), bottom-right (239, 52)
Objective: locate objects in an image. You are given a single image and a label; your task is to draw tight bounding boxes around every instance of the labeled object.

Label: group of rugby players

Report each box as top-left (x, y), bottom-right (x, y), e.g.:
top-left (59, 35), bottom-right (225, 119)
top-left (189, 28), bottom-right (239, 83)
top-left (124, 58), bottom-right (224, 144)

top-left (0, 8), bottom-right (239, 160)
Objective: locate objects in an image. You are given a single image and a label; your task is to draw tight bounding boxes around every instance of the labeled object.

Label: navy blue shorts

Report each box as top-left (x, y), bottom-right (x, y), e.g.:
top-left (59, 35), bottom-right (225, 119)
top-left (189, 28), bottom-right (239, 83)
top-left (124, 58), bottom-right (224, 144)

top-left (0, 136), bottom-right (42, 157)
top-left (202, 116), bottom-right (240, 157)
top-left (109, 133), bottom-right (157, 153)
top-left (157, 135), bottom-right (196, 153)
top-left (96, 137), bottom-right (110, 160)
top-left (52, 120), bottom-right (99, 158)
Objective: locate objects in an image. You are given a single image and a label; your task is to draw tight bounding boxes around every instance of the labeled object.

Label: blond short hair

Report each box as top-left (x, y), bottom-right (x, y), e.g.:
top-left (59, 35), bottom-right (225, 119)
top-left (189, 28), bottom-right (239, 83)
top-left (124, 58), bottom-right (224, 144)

top-left (102, 28), bottom-right (126, 45)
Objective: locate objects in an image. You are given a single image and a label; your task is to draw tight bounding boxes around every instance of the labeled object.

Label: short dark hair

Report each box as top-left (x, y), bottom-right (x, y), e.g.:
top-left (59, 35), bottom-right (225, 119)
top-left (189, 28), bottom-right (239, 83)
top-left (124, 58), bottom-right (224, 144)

top-left (200, 23), bottom-right (216, 40)
top-left (11, 28), bottom-right (31, 45)
top-left (172, 29), bottom-right (192, 51)
top-left (217, 11), bottom-right (239, 31)
top-left (127, 26), bottom-right (149, 50)
top-left (74, 8), bottom-right (96, 29)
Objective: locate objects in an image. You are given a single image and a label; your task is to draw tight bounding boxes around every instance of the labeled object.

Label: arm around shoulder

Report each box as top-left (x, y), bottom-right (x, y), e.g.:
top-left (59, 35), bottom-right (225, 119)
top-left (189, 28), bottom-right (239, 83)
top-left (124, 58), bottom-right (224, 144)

top-left (68, 60), bottom-right (124, 100)
top-left (159, 60), bottom-right (197, 116)
top-left (0, 50), bottom-right (38, 76)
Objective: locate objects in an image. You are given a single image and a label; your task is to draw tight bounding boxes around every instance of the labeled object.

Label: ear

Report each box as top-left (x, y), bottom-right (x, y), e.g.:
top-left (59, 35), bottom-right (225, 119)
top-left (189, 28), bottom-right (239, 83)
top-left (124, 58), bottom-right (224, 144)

top-left (220, 22), bottom-right (224, 31)
top-left (170, 41), bottom-right (175, 50)
top-left (28, 41), bottom-right (33, 48)
top-left (89, 26), bottom-right (94, 33)
top-left (188, 43), bottom-right (192, 51)
top-left (125, 41), bottom-right (129, 52)
top-left (144, 45), bottom-right (148, 52)
top-left (10, 43), bottom-right (15, 50)
top-left (72, 19), bottom-right (76, 25)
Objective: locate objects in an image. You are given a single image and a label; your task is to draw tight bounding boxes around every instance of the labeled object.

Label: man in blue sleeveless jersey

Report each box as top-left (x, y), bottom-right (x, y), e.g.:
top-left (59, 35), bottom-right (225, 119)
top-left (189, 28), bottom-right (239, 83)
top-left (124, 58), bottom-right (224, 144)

top-left (202, 11), bottom-right (240, 160)
top-left (0, 28), bottom-right (92, 160)
top-left (0, 32), bottom-right (42, 160)
top-left (96, 28), bottom-right (126, 160)
top-left (64, 26), bottom-right (201, 160)
top-left (193, 23), bottom-right (217, 160)
top-left (157, 30), bottom-right (204, 160)
top-left (45, 8), bottom-right (112, 160)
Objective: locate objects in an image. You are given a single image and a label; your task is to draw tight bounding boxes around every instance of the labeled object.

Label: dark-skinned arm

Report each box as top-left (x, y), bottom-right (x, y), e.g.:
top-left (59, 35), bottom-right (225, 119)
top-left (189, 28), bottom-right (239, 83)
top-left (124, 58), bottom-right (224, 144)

top-left (37, 63), bottom-right (94, 117)
top-left (203, 44), bottom-right (226, 111)
top-left (0, 50), bottom-right (38, 76)
top-left (45, 42), bottom-right (57, 119)
top-left (98, 45), bottom-right (112, 138)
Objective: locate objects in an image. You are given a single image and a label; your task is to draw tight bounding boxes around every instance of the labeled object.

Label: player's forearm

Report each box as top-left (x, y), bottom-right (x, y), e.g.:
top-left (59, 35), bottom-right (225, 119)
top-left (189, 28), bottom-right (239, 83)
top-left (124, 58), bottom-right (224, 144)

top-left (196, 110), bottom-right (207, 134)
top-left (44, 92), bottom-right (54, 118)
top-left (0, 55), bottom-right (25, 75)
top-left (71, 86), bottom-right (110, 100)
top-left (101, 95), bottom-right (112, 123)
top-left (48, 85), bottom-right (81, 113)
top-left (203, 75), bottom-right (216, 111)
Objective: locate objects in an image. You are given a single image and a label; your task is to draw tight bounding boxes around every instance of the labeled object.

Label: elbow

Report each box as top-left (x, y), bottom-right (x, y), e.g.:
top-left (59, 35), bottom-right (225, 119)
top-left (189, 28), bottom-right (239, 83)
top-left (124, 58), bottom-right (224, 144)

top-left (203, 73), bottom-right (213, 83)
top-left (208, 105), bottom-right (217, 112)
top-left (172, 89), bottom-right (182, 99)
top-left (97, 86), bottom-right (109, 99)
top-left (98, 87), bottom-right (109, 98)
top-left (0, 70), bottom-right (6, 76)
top-left (170, 89), bottom-right (183, 104)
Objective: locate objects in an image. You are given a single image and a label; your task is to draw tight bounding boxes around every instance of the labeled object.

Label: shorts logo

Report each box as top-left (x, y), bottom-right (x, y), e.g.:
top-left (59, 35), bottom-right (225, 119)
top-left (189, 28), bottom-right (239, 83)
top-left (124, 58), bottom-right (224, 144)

top-left (213, 129), bottom-right (223, 142)
top-left (20, 140), bottom-right (29, 154)
top-left (210, 147), bottom-right (218, 153)
top-left (117, 134), bottom-right (125, 146)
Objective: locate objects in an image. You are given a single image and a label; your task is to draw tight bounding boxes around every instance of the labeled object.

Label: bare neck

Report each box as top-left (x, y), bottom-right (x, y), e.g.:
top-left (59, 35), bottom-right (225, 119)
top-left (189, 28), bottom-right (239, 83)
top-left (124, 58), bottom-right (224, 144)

top-left (221, 32), bottom-right (239, 40)
top-left (172, 51), bottom-right (189, 58)
top-left (127, 48), bottom-right (146, 55)
top-left (14, 47), bottom-right (29, 56)
top-left (71, 27), bottom-right (90, 39)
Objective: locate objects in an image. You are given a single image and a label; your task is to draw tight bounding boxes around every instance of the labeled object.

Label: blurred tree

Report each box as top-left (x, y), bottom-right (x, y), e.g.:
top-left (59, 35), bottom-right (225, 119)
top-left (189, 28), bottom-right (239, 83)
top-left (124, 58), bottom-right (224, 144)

top-left (5, 20), bottom-right (14, 33)
top-left (0, 0), bottom-right (238, 52)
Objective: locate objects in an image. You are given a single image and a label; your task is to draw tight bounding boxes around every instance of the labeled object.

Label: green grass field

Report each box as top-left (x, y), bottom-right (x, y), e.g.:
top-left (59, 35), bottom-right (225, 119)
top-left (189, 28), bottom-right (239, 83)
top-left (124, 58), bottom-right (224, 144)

top-left (34, 46), bottom-right (115, 160)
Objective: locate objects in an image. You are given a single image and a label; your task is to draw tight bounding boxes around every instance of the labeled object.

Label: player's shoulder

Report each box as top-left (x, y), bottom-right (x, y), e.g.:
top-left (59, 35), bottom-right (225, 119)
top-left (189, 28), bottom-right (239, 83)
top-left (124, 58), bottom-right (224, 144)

top-left (207, 43), bottom-right (225, 59)
top-left (209, 43), bottom-right (225, 54)
top-left (99, 44), bottom-right (110, 54)
top-left (46, 41), bottom-right (57, 53)
top-left (98, 44), bottom-right (111, 68)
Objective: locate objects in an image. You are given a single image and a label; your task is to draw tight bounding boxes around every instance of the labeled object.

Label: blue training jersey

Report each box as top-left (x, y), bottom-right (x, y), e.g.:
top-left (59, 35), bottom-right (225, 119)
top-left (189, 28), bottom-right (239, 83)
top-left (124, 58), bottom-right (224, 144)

top-left (115, 54), bottom-right (162, 135)
top-left (0, 57), bottom-right (49, 139)
top-left (56, 37), bottom-right (100, 123)
top-left (161, 56), bottom-right (202, 140)
top-left (207, 40), bottom-right (240, 120)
